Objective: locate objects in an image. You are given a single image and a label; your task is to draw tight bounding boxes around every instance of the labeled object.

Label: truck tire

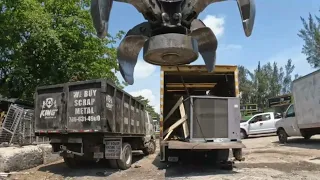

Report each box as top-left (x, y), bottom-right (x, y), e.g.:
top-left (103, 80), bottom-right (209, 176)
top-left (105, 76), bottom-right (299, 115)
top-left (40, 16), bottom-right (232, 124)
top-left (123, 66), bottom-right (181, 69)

top-left (303, 134), bottom-right (312, 140)
top-left (117, 143), bottom-right (132, 170)
top-left (143, 140), bottom-right (156, 155)
top-left (232, 148), bottom-right (244, 161)
top-left (277, 129), bottom-right (288, 144)
top-left (63, 157), bottom-right (78, 168)
top-left (240, 129), bottom-right (248, 139)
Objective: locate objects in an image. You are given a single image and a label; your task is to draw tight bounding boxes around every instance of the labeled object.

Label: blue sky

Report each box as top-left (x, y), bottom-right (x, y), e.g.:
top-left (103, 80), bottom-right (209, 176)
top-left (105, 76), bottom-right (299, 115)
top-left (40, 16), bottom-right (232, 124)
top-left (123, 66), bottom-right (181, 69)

top-left (107, 0), bottom-right (319, 113)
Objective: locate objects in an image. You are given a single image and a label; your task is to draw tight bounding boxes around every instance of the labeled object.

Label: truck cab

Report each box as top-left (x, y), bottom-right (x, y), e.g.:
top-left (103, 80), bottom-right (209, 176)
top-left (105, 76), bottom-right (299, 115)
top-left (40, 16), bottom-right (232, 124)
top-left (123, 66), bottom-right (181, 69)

top-left (275, 103), bottom-right (303, 143)
top-left (240, 112), bottom-right (282, 139)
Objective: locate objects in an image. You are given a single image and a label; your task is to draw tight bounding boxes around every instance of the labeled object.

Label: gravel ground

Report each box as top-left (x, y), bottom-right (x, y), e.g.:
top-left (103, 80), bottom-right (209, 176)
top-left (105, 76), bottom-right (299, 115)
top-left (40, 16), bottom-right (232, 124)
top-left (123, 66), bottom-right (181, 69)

top-left (7, 134), bottom-right (320, 180)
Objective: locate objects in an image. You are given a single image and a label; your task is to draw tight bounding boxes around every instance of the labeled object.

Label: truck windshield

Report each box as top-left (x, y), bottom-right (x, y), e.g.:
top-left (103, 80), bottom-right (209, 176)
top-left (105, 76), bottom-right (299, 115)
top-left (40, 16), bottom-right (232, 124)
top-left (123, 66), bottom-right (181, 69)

top-left (286, 105), bottom-right (295, 117)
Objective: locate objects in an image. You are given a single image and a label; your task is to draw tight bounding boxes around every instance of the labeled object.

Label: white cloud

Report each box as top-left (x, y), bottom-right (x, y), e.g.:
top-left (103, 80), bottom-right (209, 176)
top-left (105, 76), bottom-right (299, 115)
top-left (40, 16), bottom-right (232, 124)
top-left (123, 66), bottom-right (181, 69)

top-left (134, 60), bottom-right (156, 79)
top-left (114, 59), bottom-right (156, 82)
top-left (129, 89), bottom-right (160, 114)
top-left (202, 15), bottom-right (225, 38)
top-left (218, 44), bottom-right (242, 51)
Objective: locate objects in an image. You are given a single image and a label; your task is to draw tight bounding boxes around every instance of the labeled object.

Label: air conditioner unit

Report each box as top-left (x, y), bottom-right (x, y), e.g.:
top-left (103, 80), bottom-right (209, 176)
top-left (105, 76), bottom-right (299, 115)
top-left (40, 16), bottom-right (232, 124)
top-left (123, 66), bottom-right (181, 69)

top-left (184, 96), bottom-right (241, 142)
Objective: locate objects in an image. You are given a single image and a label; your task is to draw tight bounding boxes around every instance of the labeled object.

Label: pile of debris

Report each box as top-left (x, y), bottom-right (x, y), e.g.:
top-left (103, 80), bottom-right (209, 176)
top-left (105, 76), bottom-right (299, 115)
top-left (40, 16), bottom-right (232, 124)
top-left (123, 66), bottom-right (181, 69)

top-left (0, 104), bottom-right (48, 146)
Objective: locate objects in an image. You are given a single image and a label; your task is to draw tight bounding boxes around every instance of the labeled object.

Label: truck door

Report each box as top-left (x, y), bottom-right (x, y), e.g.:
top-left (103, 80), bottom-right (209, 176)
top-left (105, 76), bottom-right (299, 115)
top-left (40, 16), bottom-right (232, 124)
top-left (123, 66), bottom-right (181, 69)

top-left (259, 113), bottom-right (276, 133)
top-left (145, 112), bottom-right (154, 136)
top-left (248, 115), bottom-right (264, 134)
top-left (282, 104), bottom-right (301, 136)
top-left (36, 87), bottom-right (65, 131)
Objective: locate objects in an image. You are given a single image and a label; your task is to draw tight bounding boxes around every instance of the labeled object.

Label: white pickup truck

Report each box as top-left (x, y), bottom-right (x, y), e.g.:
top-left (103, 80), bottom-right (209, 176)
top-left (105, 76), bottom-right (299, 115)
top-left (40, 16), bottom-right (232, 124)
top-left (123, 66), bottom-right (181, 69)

top-left (240, 112), bottom-right (282, 139)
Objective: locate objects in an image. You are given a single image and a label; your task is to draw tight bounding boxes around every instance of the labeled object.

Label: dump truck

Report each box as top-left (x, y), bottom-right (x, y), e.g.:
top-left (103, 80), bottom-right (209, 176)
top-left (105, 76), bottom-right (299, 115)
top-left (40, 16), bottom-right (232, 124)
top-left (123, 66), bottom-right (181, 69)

top-left (159, 65), bottom-right (245, 170)
top-left (276, 69), bottom-right (320, 143)
top-left (34, 79), bottom-right (156, 169)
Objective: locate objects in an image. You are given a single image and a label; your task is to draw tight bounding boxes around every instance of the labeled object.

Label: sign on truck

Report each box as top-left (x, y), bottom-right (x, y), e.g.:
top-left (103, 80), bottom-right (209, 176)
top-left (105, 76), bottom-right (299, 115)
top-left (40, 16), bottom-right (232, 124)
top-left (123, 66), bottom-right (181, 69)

top-left (34, 79), bottom-right (156, 170)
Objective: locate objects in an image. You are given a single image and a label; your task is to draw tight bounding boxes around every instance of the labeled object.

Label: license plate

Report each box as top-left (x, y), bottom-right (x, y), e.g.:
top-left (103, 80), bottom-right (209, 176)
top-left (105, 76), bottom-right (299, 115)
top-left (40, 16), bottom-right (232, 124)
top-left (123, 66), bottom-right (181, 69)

top-left (168, 156), bottom-right (179, 162)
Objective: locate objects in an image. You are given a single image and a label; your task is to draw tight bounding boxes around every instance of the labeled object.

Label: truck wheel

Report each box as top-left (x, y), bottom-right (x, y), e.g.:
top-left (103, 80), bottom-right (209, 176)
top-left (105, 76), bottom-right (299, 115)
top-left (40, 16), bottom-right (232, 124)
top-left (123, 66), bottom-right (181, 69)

top-left (240, 129), bottom-right (247, 139)
top-left (63, 157), bottom-right (78, 168)
top-left (143, 140), bottom-right (156, 155)
top-left (232, 148), bottom-right (244, 161)
top-left (117, 143), bottom-right (132, 170)
top-left (277, 129), bottom-right (288, 144)
top-left (303, 134), bottom-right (312, 140)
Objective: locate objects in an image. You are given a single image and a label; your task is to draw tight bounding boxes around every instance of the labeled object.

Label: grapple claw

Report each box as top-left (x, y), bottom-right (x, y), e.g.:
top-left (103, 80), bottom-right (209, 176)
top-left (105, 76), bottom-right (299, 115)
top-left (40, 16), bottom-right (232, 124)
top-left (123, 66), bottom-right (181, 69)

top-left (190, 19), bottom-right (217, 72)
top-left (90, 0), bottom-right (114, 38)
top-left (236, 0), bottom-right (256, 37)
top-left (117, 35), bottom-right (148, 85)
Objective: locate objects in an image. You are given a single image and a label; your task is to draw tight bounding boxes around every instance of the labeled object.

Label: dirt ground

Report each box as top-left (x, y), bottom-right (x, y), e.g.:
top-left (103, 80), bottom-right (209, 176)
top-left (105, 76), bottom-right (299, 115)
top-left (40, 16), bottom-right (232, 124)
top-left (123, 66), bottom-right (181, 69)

top-left (8, 134), bottom-right (320, 180)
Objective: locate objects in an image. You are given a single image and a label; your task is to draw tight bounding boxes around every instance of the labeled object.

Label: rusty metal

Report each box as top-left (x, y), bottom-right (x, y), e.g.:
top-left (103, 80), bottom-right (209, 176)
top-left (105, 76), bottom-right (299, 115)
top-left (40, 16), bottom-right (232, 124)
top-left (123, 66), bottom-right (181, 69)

top-left (90, 0), bottom-right (114, 38)
top-left (35, 79), bottom-right (148, 135)
top-left (190, 19), bottom-right (217, 72)
top-left (236, 0), bottom-right (256, 37)
top-left (90, 0), bottom-right (256, 84)
top-left (117, 22), bottom-right (151, 85)
top-left (143, 33), bottom-right (199, 66)
top-left (118, 35), bottom-right (148, 85)
top-left (91, 0), bottom-right (256, 38)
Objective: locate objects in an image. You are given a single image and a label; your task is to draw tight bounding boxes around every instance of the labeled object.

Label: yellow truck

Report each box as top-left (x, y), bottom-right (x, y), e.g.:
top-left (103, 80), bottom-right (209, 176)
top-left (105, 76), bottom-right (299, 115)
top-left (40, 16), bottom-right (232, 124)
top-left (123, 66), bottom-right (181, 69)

top-left (159, 65), bottom-right (244, 170)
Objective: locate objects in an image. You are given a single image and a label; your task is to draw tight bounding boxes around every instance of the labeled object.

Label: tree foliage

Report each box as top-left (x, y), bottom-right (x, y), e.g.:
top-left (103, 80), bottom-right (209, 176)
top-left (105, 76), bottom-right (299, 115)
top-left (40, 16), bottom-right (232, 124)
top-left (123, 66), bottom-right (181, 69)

top-left (134, 95), bottom-right (159, 119)
top-left (298, 11), bottom-right (320, 68)
top-left (0, 0), bottom-right (125, 100)
top-left (238, 59), bottom-right (298, 110)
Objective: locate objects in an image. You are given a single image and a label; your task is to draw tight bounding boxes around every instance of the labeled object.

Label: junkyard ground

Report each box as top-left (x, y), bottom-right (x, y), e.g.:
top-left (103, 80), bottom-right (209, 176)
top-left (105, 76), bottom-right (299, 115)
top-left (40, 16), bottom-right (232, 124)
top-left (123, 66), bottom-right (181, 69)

top-left (8, 134), bottom-right (320, 180)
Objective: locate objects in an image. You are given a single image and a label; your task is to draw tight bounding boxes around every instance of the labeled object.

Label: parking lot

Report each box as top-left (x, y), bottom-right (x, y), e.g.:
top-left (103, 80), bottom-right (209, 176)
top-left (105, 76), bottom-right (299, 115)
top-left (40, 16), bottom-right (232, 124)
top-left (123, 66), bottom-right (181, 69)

top-left (9, 135), bottom-right (320, 180)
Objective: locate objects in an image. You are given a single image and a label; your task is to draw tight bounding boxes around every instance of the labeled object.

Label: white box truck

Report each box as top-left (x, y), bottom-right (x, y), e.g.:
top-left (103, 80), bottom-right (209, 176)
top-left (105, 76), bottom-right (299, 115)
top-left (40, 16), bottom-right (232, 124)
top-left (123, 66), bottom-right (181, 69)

top-left (275, 69), bottom-right (320, 143)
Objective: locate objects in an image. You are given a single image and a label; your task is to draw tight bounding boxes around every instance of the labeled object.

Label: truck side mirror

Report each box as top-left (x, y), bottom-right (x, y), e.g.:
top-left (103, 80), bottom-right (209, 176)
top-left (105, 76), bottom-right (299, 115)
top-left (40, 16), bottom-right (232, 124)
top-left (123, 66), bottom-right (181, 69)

top-left (275, 113), bottom-right (282, 119)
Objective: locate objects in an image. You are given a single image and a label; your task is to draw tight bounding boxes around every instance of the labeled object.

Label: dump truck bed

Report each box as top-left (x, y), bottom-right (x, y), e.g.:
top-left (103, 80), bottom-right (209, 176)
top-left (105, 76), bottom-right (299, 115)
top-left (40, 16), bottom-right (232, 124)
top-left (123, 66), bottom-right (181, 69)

top-left (159, 65), bottom-right (240, 140)
top-left (159, 65), bottom-right (243, 162)
top-left (35, 79), bottom-right (147, 135)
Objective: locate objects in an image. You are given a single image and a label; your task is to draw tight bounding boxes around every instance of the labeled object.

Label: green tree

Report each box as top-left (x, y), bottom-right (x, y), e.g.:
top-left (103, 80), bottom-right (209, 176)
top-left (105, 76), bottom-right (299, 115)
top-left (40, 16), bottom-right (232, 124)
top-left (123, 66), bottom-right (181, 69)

top-left (0, 0), bottom-right (125, 100)
top-left (239, 59), bottom-right (297, 110)
top-left (282, 59), bottom-right (295, 94)
top-left (135, 95), bottom-right (159, 119)
top-left (269, 62), bottom-right (282, 97)
top-left (238, 65), bottom-right (253, 104)
top-left (298, 12), bottom-right (320, 68)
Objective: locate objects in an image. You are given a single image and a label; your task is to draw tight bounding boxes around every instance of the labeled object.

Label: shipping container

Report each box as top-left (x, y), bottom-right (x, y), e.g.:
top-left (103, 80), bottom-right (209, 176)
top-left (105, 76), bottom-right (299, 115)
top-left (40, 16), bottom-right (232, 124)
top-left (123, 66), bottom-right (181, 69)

top-left (159, 65), bottom-right (245, 170)
top-left (34, 79), bottom-right (156, 170)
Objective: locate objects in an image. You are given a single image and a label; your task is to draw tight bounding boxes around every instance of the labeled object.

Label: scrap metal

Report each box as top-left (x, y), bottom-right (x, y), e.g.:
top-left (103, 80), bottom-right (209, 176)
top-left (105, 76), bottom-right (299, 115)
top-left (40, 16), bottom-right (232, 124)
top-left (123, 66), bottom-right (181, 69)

top-left (90, 0), bottom-right (256, 84)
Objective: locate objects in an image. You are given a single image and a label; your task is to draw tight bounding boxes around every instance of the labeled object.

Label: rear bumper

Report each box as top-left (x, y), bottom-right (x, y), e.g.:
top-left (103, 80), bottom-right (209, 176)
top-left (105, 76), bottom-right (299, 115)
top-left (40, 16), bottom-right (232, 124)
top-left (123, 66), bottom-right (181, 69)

top-left (162, 140), bottom-right (245, 150)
